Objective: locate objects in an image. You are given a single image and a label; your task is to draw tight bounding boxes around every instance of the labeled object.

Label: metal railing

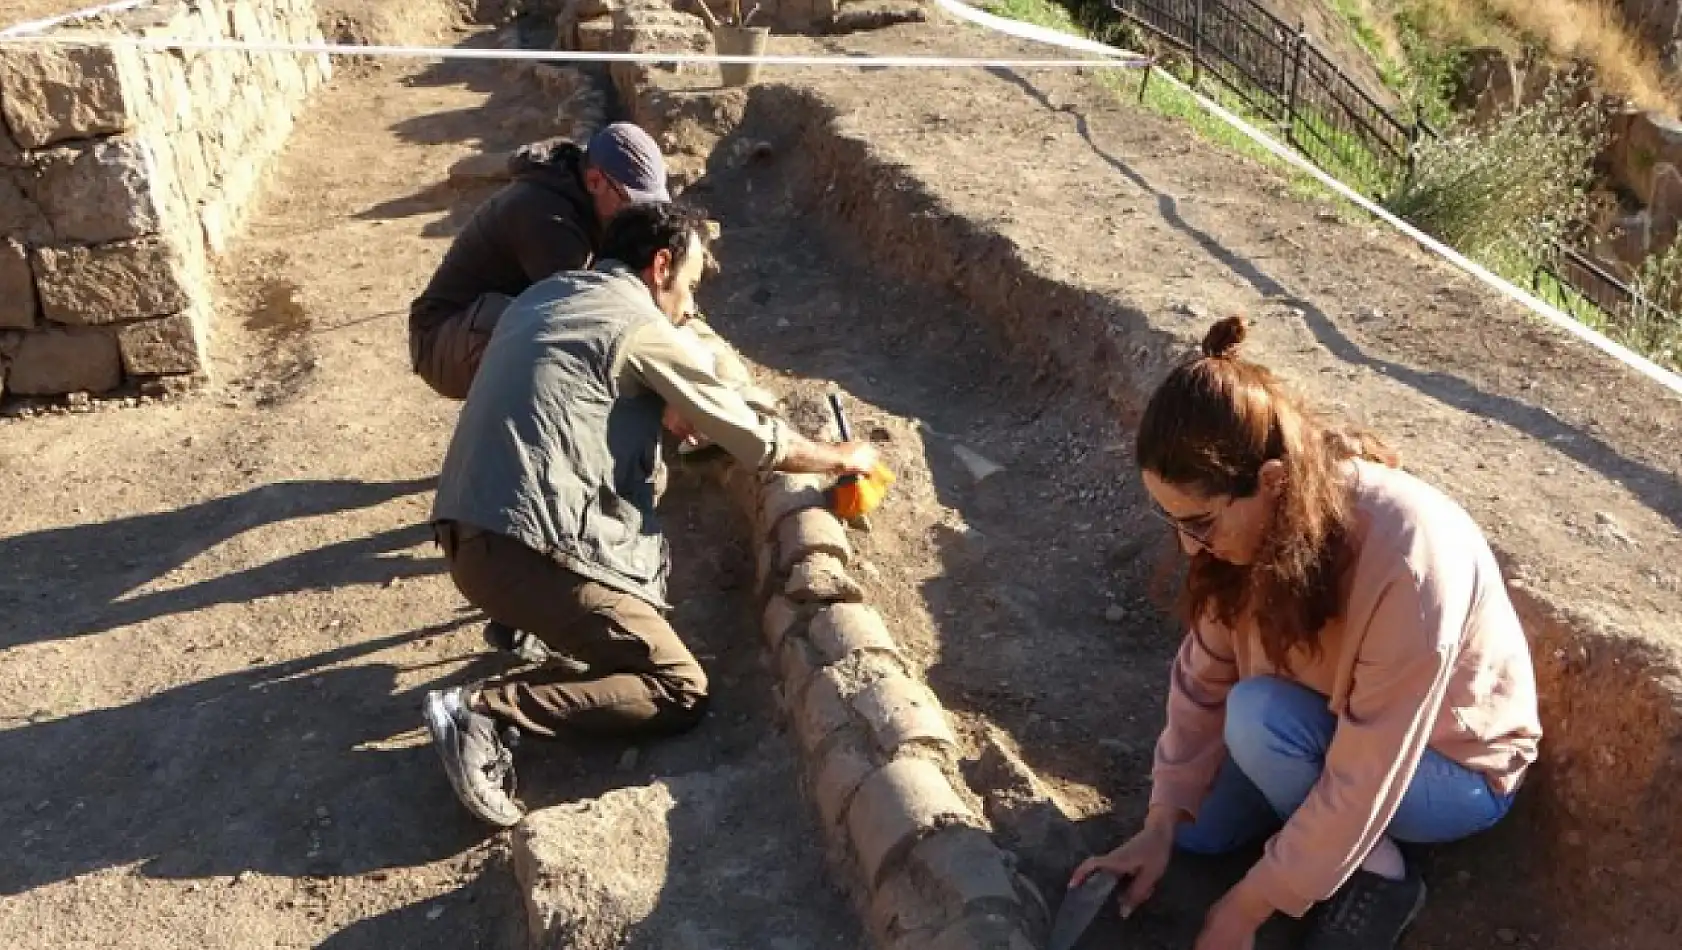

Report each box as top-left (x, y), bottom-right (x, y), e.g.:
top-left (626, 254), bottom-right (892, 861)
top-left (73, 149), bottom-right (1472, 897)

top-left (1104, 0), bottom-right (1420, 191)
top-left (1088, 0), bottom-right (1676, 338)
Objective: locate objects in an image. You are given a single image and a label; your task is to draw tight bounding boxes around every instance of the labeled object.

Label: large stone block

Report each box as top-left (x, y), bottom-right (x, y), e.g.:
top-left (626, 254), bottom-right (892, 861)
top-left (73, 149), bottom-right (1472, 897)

top-left (117, 309), bottom-right (204, 375)
top-left (0, 43), bottom-right (141, 148)
top-left (0, 116), bottom-right (21, 165)
top-left (513, 760), bottom-right (844, 950)
top-left (135, 52), bottom-right (193, 132)
top-left (7, 327), bottom-right (122, 394)
top-left (32, 238), bottom-right (193, 325)
top-left (0, 167), bottom-right (51, 244)
top-left (35, 138), bottom-right (165, 244)
top-left (0, 239), bottom-right (35, 329)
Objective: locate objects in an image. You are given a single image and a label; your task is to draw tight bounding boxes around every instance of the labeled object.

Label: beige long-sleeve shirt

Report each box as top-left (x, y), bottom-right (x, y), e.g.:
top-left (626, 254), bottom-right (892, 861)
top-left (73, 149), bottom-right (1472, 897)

top-left (1149, 459), bottom-right (1542, 918)
top-left (614, 316), bottom-right (788, 471)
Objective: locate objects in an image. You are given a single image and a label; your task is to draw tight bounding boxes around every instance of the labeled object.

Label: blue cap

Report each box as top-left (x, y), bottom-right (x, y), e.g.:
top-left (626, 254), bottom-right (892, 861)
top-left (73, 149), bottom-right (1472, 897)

top-left (585, 122), bottom-right (670, 204)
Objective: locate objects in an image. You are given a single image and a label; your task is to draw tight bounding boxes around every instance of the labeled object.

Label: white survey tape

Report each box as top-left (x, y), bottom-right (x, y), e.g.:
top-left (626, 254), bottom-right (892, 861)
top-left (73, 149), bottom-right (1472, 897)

top-left (0, 22), bottom-right (1150, 69)
top-left (932, 0), bottom-right (1682, 399)
top-left (0, 0), bottom-right (153, 36)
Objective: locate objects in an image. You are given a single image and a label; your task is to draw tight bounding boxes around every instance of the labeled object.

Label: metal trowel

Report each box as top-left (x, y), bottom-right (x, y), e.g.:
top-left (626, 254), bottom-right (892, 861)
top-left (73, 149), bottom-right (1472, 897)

top-left (1048, 870), bottom-right (1121, 950)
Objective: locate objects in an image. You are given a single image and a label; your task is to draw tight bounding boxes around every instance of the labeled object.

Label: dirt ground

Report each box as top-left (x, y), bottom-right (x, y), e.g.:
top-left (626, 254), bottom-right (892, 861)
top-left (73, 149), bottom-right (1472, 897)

top-left (0, 13), bottom-right (858, 950)
top-left (6, 0), bottom-right (1682, 948)
top-left (650, 18), bottom-right (1682, 950)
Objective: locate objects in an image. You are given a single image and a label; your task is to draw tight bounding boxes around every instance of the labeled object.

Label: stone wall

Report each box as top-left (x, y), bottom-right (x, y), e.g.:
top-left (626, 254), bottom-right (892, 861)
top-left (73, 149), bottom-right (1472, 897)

top-left (0, 0), bottom-right (330, 400)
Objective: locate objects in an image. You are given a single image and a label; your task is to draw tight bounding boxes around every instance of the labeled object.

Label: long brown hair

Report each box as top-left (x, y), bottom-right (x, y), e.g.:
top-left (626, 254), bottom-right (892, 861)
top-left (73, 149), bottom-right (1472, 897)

top-left (1136, 316), bottom-right (1398, 671)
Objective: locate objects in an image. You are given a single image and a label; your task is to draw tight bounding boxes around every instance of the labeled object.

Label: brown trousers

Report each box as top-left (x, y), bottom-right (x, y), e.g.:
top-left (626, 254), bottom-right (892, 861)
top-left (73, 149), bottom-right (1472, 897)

top-left (437, 522), bottom-right (709, 738)
top-left (409, 293), bottom-right (513, 401)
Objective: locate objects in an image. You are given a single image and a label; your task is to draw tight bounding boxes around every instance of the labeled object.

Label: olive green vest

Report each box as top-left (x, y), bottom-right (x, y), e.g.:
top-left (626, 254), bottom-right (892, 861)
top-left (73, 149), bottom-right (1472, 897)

top-left (432, 264), bottom-right (671, 607)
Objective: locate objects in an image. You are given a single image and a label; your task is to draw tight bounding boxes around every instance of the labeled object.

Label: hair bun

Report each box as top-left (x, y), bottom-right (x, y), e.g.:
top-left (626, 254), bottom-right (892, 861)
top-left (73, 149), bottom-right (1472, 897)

top-left (1200, 315), bottom-right (1248, 360)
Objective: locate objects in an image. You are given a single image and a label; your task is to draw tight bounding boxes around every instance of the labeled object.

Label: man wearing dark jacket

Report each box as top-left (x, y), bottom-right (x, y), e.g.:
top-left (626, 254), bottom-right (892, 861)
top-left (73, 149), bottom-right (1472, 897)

top-left (407, 122), bottom-right (670, 400)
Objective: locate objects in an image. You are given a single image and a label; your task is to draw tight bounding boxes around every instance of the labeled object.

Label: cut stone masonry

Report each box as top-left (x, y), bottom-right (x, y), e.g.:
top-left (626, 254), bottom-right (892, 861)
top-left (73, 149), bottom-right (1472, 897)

top-left (0, 0), bottom-right (331, 400)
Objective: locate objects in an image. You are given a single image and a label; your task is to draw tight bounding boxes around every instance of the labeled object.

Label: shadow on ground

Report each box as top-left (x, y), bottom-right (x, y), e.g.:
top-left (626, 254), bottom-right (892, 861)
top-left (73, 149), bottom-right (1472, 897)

top-left (0, 477), bottom-right (440, 651)
top-left (985, 67), bottom-right (1682, 533)
top-left (353, 27), bottom-right (594, 239)
top-left (2, 624), bottom-right (501, 896)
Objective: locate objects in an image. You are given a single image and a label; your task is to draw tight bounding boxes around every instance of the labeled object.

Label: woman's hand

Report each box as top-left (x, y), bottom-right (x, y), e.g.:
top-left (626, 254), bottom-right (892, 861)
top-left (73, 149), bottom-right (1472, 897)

top-left (1067, 806), bottom-right (1178, 918)
top-left (1192, 880), bottom-right (1273, 950)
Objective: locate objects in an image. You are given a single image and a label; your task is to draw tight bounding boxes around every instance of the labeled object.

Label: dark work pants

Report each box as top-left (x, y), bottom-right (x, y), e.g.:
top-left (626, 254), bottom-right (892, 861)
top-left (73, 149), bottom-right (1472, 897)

top-left (409, 293), bottom-right (512, 401)
top-left (436, 522), bottom-right (709, 738)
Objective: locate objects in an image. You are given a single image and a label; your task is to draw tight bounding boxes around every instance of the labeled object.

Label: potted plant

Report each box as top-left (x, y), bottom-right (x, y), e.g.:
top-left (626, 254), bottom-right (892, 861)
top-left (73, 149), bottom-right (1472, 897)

top-left (693, 0), bottom-right (767, 88)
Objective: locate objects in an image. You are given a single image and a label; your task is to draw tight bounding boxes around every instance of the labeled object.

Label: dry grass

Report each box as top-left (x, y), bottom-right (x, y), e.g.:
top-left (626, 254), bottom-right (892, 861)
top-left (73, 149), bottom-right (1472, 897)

top-left (1374, 0), bottom-right (1678, 112)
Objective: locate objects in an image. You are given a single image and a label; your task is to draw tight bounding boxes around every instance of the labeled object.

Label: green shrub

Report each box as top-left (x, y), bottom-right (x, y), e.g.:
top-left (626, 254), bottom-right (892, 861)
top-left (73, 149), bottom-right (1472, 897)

top-left (1626, 241), bottom-right (1682, 370)
top-left (1385, 81), bottom-right (1601, 269)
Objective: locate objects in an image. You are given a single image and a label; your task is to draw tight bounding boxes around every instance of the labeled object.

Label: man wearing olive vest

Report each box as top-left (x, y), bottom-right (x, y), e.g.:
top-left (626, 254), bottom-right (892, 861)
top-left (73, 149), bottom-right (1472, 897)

top-left (422, 202), bottom-right (880, 826)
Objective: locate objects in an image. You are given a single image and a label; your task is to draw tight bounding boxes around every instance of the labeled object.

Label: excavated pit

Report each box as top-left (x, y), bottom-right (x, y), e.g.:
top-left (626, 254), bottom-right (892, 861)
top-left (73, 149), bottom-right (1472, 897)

top-left (673, 80), bottom-right (1682, 949)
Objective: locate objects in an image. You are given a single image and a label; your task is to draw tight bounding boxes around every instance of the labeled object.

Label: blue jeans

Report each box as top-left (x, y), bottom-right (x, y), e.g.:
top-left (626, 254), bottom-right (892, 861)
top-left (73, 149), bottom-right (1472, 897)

top-left (1176, 676), bottom-right (1517, 855)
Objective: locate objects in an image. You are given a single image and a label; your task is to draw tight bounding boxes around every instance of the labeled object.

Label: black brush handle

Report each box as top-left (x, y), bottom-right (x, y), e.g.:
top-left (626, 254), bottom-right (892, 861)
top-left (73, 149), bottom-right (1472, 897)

top-left (827, 391), bottom-right (853, 442)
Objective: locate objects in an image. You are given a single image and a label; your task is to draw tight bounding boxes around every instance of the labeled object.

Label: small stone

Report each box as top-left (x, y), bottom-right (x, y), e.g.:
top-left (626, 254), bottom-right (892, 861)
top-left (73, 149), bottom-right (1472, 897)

top-left (232, 871), bottom-right (253, 886)
top-left (1593, 511), bottom-right (1634, 547)
top-left (65, 391), bottom-right (91, 411)
top-left (426, 905), bottom-right (446, 921)
top-left (1170, 301), bottom-right (1207, 318)
top-left (951, 445), bottom-right (1003, 483)
top-left (618, 748), bottom-right (640, 771)
top-left (1355, 306), bottom-right (1384, 322)
top-left (1103, 605), bottom-right (1125, 623)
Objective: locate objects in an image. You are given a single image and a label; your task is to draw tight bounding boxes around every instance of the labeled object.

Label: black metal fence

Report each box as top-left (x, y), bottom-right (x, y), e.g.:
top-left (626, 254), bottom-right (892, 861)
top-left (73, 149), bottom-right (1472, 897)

top-left (1087, 0), bottom-right (1675, 340)
top-left (1103, 0), bottom-right (1419, 192)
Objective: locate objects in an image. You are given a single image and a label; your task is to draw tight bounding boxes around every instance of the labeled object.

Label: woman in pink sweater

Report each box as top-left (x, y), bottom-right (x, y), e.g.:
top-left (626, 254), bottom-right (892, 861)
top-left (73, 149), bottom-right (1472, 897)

top-left (1071, 316), bottom-right (1542, 949)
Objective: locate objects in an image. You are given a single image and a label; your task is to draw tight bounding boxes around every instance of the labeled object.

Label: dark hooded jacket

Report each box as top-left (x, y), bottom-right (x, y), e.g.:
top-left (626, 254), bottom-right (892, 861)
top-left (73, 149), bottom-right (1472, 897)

top-left (408, 140), bottom-right (600, 335)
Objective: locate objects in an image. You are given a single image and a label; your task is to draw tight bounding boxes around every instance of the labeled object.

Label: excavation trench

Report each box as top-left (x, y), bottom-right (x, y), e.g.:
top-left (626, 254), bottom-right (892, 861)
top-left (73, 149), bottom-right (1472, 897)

top-left (669, 81), bottom-right (1682, 950)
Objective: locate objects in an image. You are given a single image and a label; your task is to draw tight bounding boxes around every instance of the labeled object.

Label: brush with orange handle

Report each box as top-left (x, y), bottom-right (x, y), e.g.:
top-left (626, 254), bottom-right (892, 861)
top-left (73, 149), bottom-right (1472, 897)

top-left (826, 391), bottom-right (896, 526)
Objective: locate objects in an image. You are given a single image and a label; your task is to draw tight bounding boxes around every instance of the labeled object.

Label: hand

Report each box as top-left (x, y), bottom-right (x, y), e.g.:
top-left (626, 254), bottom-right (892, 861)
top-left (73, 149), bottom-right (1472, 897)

top-left (1192, 881), bottom-right (1272, 950)
top-left (663, 406), bottom-right (698, 442)
top-left (1068, 808), bottom-right (1177, 919)
top-left (833, 441), bottom-right (880, 478)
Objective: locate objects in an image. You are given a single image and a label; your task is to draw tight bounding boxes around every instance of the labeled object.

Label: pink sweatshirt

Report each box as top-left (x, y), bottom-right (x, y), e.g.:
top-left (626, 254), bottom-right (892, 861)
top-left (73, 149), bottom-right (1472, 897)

top-left (1149, 459), bottom-right (1542, 918)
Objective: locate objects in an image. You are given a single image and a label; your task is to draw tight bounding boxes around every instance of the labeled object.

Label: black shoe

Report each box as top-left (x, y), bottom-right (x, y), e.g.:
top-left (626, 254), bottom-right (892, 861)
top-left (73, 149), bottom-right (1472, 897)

top-left (483, 621), bottom-right (552, 665)
top-left (422, 686), bottom-right (523, 827)
top-left (1301, 869), bottom-right (1427, 950)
